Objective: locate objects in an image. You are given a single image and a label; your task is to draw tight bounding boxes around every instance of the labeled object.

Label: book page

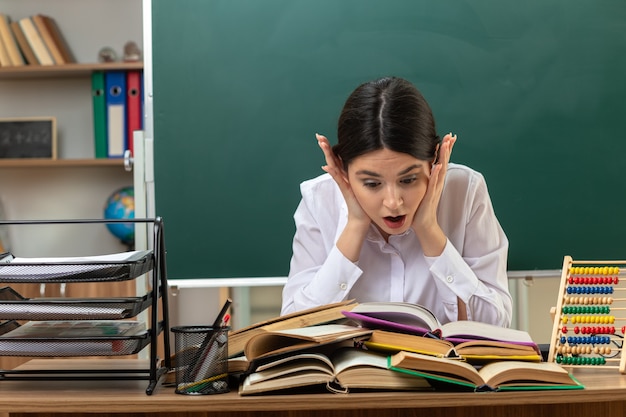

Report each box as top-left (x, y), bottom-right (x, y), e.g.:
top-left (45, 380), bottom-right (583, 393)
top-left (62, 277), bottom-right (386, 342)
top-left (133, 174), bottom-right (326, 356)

top-left (440, 320), bottom-right (535, 344)
top-left (389, 351), bottom-right (484, 387)
top-left (478, 360), bottom-right (574, 387)
top-left (250, 353), bottom-right (334, 384)
top-left (348, 302), bottom-right (440, 330)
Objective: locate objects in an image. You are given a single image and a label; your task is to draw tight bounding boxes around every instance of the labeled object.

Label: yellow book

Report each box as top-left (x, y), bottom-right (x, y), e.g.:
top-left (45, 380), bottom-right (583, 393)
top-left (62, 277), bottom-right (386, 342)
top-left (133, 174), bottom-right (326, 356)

top-left (365, 329), bottom-right (542, 363)
top-left (0, 13), bottom-right (24, 66)
top-left (18, 17), bottom-right (53, 66)
top-left (31, 14), bottom-right (65, 65)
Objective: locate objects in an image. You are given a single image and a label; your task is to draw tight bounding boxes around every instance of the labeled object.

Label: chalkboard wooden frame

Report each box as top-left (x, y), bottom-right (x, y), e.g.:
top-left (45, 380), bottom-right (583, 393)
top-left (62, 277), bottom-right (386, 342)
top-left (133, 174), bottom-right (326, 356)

top-left (0, 117), bottom-right (57, 159)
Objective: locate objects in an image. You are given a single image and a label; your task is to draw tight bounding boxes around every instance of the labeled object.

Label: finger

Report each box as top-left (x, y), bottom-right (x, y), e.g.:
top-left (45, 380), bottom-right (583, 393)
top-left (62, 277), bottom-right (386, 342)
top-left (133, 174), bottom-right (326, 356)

top-left (316, 133), bottom-right (349, 185)
top-left (316, 133), bottom-right (339, 169)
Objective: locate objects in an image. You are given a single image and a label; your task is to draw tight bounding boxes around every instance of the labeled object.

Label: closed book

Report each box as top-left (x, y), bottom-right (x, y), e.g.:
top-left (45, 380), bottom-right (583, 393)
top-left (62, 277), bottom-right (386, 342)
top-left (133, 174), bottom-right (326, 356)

top-left (39, 14), bottom-right (74, 64)
top-left (104, 71), bottom-right (127, 158)
top-left (0, 13), bottom-right (24, 66)
top-left (31, 14), bottom-right (65, 65)
top-left (126, 70), bottom-right (143, 154)
top-left (9, 21), bottom-right (38, 65)
top-left (0, 21), bottom-right (10, 67)
top-left (92, 71), bottom-right (107, 158)
top-left (18, 17), bottom-right (53, 66)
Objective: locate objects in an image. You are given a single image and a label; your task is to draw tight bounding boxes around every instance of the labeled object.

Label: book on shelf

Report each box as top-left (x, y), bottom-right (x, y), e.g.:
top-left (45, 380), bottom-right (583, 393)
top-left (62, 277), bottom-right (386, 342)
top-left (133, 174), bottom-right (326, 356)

top-left (364, 329), bottom-right (542, 363)
top-left (227, 299), bottom-right (358, 357)
top-left (18, 17), bottom-right (54, 66)
top-left (92, 71), bottom-right (108, 158)
top-left (9, 21), bottom-right (38, 65)
top-left (0, 17), bottom-right (10, 67)
top-left (389, 350), bottom-right (584, 392)
top-left (105, 70), bottom-right (127, 158)
top-left (239, 347), bottom-right (431, 395)
top-left (40, 14), bottom-right (75, 64)
top-left (343, 301), bottom-right (538, 347)
top-left (126, 69), bottom-right (143, 153)
top-left (31, 14), bottom-right (66, 65)
top-left (244, 323), bottom-right (372, 362)
top-left (0, 13), bottom-right (25, 66)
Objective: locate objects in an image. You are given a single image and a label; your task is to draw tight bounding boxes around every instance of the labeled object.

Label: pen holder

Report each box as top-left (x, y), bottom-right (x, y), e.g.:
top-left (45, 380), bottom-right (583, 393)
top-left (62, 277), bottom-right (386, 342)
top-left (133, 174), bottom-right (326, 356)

top-left (171, 325), bottom-right (230, 395)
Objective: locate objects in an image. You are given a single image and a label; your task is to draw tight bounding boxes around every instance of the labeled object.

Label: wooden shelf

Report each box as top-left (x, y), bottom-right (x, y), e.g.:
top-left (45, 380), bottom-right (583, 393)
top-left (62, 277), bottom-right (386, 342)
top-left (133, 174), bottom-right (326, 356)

top-left (0, 158), bottom-right (127, 168)
top-left (0, 62), bottom-right (143, 79)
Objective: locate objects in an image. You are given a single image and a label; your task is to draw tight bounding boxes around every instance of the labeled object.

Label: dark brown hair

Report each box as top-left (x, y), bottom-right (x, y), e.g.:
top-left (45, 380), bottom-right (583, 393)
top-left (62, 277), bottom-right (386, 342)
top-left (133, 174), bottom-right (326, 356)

top-left (333, 77), bottom-right (440, 168)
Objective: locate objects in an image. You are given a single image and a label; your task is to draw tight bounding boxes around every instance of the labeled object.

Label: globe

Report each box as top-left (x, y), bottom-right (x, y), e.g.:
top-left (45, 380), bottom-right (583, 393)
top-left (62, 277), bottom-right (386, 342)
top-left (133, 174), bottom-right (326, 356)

top-left (104, 186), bottom-right (135, 245)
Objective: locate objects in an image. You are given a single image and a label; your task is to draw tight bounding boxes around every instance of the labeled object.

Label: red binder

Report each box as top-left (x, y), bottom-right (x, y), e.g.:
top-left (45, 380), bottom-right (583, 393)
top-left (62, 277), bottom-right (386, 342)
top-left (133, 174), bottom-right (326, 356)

top-left (126, 70), bottom-right (143, 154)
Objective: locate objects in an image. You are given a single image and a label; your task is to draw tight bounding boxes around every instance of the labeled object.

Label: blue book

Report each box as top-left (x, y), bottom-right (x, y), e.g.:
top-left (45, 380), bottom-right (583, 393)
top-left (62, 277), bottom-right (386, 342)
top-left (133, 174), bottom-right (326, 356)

top-left (104, 71), bottom-right (127, 158)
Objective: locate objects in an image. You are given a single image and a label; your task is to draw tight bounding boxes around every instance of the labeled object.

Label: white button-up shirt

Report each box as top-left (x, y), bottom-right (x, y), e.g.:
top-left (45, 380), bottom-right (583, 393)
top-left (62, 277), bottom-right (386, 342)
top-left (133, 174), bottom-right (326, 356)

top-left (281, 163), bottom-right (512, 328)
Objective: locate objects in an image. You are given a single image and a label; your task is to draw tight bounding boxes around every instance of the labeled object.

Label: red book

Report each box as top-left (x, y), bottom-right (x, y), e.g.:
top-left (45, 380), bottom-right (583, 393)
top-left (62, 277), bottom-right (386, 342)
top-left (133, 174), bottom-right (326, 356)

top-left (126, 70), bottom-right (143, 154)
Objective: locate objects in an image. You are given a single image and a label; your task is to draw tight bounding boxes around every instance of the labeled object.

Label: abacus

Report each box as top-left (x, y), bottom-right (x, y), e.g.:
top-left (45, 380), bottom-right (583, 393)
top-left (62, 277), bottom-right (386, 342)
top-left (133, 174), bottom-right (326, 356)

top-left (548, 256), bottom-right (626, 373)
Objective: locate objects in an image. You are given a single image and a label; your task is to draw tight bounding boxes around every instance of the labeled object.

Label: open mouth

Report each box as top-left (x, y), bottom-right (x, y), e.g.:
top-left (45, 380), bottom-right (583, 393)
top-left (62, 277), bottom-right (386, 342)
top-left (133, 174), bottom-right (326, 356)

top-left (383, 215), bottom-right (406, 229)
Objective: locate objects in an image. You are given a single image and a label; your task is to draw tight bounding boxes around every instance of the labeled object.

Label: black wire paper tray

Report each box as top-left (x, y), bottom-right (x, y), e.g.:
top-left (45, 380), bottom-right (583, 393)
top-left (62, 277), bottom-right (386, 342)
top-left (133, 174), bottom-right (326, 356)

top-left (0, 250), bottom-right (153, 283)
top-left (0, 287), bottom-right (152, 320)
top-left (0, 320), bottom-right (158, 357)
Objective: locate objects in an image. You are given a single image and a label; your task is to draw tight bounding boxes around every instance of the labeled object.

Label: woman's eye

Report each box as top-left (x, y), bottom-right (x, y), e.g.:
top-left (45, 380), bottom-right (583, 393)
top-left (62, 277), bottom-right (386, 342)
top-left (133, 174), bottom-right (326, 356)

top-left (363, 181), bottom-right (381, 188)
top-left (400, 176), bottom-right (417, 185)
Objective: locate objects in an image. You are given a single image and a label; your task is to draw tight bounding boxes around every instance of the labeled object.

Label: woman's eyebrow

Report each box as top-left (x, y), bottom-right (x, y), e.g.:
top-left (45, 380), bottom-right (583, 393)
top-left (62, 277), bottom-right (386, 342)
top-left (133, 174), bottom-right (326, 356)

top-left (355, 169), bottom-right (381, 177)
top-left (397, 164), bottom-right (422, 176)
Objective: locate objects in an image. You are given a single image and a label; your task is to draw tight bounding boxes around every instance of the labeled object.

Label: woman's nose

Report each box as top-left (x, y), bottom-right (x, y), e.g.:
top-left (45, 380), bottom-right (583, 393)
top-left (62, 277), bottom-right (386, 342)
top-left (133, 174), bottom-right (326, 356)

top-left (383, 186), bottom-right (402, 210)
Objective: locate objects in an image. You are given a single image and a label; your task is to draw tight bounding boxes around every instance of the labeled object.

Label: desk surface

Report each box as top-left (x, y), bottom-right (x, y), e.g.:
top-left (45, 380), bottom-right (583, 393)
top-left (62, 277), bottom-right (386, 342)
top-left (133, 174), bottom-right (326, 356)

top-left (0, 359), bottom-right (625, 415)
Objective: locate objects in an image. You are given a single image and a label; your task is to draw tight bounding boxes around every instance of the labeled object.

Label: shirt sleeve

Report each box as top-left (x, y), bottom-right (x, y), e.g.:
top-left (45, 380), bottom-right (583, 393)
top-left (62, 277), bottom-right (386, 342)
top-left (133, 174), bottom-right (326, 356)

top-left (425, 171), bottom-right (512, 327)
top-left (281, 190), bottom-right (362, 315)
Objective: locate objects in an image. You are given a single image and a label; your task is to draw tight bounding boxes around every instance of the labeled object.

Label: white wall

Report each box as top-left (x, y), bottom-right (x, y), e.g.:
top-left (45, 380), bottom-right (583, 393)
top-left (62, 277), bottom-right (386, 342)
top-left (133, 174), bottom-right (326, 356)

top-left (0, 0), bottom-right (143, 257)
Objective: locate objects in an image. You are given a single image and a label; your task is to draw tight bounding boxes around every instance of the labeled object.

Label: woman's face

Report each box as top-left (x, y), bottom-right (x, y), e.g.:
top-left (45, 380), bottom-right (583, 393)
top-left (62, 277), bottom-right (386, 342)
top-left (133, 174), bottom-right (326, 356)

top-left (347, 148), bottom-right (430, 240)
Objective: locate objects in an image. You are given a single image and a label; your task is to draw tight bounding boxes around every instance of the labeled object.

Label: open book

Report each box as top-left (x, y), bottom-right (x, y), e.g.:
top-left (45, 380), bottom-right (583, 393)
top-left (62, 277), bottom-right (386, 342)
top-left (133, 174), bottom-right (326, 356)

top-left (228, 300), bottom-right (358, 357)
top-left (244, 324), bottom-right (372, 362)
top-left (239, 347), bottom-right (431, 395)
top-left (343, 301), bottom-right (538, 347)
top-left (364, 329), bottom-right (542, 363)
top-left (389, 351), bottom-right (583, 392)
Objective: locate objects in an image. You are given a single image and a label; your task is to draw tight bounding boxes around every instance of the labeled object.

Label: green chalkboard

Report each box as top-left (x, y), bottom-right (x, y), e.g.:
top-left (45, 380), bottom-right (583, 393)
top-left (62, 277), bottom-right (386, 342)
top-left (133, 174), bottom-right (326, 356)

top-left (152, 0), bottom-right (626, 278)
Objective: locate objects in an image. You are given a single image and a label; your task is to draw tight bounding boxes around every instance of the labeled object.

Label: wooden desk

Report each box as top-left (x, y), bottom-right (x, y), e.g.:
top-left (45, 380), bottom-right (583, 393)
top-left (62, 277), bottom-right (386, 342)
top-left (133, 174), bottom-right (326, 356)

top-left (0, 359), bottom-right (625, 417)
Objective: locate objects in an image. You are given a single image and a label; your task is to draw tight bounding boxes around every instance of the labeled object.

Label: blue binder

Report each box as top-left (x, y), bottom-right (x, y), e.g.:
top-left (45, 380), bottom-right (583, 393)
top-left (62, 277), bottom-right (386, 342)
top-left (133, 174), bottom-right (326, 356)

top-left (104, 71), bottom-right (127, 158)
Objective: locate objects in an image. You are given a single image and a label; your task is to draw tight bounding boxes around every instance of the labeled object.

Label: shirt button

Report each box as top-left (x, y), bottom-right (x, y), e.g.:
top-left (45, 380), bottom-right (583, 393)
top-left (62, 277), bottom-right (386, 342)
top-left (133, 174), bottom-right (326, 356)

top-left (339, 283), bottom-right (347, 290)
top-left (446, 275), bottom-right (454, 283)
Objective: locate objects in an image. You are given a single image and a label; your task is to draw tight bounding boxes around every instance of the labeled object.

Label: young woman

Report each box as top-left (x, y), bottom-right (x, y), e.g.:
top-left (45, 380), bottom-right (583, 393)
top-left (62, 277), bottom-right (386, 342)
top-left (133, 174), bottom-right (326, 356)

top-left (281, 77), bottom-right (512, 328)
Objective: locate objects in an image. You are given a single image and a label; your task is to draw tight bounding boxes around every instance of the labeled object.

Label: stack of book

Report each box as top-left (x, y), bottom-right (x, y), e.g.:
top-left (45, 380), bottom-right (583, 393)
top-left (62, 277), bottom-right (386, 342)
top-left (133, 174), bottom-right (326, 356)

top-left (0, 13), bottom-right (75, 67)
top-left (206, 300), bottom-right (585, 395)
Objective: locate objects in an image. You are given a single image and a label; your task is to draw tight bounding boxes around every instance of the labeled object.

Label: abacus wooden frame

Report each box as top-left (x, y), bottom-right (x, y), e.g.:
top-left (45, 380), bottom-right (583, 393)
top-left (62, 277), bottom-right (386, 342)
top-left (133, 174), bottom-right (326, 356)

top-left (548, 255), bottom-right (626, 373)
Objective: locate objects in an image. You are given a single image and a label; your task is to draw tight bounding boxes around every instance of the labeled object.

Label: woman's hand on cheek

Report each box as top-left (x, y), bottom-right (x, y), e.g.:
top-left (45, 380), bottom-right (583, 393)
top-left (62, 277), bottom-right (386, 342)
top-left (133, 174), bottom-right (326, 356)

top-left (412, 133), bottom-right (457, 256)
top-left (316, 133), bottom-right (371, 228)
